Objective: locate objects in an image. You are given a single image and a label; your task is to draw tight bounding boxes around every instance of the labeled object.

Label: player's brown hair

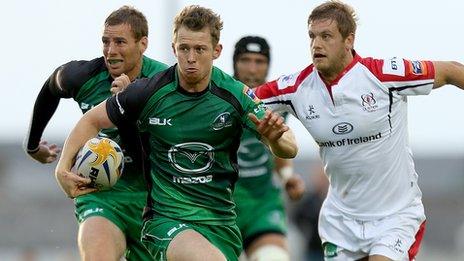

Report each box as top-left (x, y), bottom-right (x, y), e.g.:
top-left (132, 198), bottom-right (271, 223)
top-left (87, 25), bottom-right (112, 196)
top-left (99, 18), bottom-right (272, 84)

top-left (105, 5), bottom-right (148, 41)
top-left (172, 5), bottom-right (223, 46)
top-left (308, 0), bottom-right (358, 38)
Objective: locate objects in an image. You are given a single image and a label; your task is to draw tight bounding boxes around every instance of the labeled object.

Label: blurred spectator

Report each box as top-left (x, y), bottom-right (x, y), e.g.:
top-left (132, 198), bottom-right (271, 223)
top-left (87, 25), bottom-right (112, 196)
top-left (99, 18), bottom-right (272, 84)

top-left (291, 164), bottom-right (328, 261)
top-left (19, 246), bottom-right (38, 261)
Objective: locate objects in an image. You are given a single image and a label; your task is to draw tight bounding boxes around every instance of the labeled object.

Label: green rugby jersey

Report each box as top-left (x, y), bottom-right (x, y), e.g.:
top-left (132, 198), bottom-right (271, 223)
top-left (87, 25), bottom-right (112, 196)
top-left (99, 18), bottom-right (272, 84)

top-left (233, 113), bottom-right (289, 199)
top-left (51, 56), bottom-right (167, 191)
top-left (233, 129), bottom-right (279, 200)
top-left (106, 65), bottom-right (267, 225)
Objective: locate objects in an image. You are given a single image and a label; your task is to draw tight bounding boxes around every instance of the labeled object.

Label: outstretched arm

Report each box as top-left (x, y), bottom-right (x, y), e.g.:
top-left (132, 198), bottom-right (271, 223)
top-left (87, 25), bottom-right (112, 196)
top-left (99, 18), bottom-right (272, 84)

top-left (24, 75), bottom-right (63, 163)
top-left (248, 110), bottom-right (298, 158)
top-left (55, 101), bottom-right (114, 198)
top-left (433, 61), bottom-right (464, 90)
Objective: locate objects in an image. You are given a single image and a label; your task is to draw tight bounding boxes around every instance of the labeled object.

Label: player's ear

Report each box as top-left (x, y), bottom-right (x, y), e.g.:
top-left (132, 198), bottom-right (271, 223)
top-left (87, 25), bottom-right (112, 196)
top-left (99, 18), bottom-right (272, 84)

top-left (171, 43), bottom-right (177, 57)
top-left (345, 33), bottom-right (355, 50)
top-left (139, 36), bottom-right (148, 54)
top-left (213, 43), bottom-right (222, 60)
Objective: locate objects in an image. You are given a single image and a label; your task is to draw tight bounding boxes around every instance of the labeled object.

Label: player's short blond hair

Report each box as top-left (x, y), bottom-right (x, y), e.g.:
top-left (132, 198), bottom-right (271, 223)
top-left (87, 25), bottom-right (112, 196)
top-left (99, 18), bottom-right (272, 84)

top-left (172, 5), bottom-right (223, 46)
top-left (308, 0), bottom-right (358, 38)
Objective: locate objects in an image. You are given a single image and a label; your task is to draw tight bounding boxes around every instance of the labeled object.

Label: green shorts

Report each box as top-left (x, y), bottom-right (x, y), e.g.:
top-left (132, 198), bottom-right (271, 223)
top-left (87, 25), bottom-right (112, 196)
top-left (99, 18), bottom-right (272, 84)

top-left (141, 216), bottom-right (242, 261)
top-left (74, 190), bottom-right (150, 261)
top-left (235, 189), bottom-right (287, 248)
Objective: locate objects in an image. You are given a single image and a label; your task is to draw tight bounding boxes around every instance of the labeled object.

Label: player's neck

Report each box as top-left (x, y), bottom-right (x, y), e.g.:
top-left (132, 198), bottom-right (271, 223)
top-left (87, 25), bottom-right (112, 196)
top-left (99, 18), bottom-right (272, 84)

top-left (178, 70), bottom-right (212, 93)
top-left (126, 60), bottom-right (143, 81)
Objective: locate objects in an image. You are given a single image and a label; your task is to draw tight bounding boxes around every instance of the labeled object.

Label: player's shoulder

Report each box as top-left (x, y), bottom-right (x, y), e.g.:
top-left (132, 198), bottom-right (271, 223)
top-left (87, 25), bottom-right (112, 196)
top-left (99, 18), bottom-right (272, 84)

top-left (128, 65), bottom-right (175, 97)
top-left (59, 57), bottom-right (107, 88)
top-left (141, 56), bottom-right (169, 77)
top-left (210, 66), bottom-right (246, 95)
top-left (210, 67), bottom-right (262, 115)
top-left (261, 64), bottom-right (314, 96)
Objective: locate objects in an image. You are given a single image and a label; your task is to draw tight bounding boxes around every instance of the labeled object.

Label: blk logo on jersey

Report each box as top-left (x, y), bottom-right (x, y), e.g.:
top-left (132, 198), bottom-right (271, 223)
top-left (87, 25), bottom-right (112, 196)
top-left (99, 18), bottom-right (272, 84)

top-left (361, 93), bottom-right (378, 112)
top-left (212, 112), bottom-right (232, 130)
top-left (332, 122), bottom-right (353, 135)
top-left (149, 117), bottom-right (172, 126)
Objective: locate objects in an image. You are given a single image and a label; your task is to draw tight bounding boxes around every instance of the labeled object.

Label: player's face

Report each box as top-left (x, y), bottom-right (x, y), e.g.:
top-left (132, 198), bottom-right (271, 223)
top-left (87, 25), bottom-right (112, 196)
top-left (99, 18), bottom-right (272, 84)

top-left (102, 23), bottom-right (147, 80)
top-left (309, 19), bottom-right (353, 79)
top-left (172, 26), bottom-right (222, 91)
top-left (235, 53), bottom-right (269, 88)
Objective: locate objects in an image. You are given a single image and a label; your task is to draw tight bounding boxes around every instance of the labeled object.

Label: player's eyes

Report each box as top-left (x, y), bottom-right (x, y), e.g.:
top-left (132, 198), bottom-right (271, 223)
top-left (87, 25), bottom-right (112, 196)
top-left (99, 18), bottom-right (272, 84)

top-left (195, 47), bottom-right (206, 53)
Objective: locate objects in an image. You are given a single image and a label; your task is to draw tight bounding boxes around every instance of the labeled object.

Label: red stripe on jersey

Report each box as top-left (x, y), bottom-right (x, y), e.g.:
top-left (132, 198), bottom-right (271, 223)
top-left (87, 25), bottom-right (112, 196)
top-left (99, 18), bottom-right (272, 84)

top-left (293, 64), bottom-right (314, 91)
top-left (254, 80), bottom-right (280, 99)
top-left (359, 57), bottom-right (435, 83)
top-left (408, 221), bottom-right (426, 260)
top-left (255, 65), bottom-right (314, 99)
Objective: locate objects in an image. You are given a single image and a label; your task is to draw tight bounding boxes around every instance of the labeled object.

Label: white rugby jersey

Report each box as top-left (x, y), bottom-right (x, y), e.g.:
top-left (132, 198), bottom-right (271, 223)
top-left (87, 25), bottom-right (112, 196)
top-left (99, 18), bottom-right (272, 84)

top-left (255, 52), bottom-right (435, 219)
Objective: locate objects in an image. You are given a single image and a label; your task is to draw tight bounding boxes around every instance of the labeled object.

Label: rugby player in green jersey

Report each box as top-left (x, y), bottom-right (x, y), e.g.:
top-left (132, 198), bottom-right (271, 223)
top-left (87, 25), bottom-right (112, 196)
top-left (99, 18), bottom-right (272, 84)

top-left (24, 6), bottom-right (167, 261)
top-left (232, 36), bottom-right (305, 261)
top-left (54, 5), bottom-right (298, 261)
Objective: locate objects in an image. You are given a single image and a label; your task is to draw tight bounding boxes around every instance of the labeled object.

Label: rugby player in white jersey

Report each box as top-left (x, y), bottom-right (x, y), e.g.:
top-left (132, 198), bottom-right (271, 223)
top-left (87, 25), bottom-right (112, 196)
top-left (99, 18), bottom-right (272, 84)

top-left (254, 1), bottom-right (464, 260)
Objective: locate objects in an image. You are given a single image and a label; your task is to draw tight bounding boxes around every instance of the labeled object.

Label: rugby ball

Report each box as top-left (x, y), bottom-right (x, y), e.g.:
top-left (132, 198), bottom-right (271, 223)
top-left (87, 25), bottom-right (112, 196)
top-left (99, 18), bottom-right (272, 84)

top-left (75, 137), bottom-right (124, 190)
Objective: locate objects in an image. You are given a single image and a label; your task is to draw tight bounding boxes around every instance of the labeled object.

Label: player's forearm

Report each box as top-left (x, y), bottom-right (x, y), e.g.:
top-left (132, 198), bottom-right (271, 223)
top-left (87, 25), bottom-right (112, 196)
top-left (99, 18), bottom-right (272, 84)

top-left (57, 118), bottom-right (101, 172)
top-left (24, 85), bottom-right (61, 153)
top-left (56, 102), bottom-right (114, 171)
top-left (267, 129), bottom-right (298, 158)
top-left (433, 61), bottom-right (464, 90)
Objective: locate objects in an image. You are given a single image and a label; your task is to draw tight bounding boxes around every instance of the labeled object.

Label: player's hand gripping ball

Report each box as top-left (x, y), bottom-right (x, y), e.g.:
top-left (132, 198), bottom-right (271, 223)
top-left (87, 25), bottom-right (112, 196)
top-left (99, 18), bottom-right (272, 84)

top-left (74, 137), bottom-right (124, 190)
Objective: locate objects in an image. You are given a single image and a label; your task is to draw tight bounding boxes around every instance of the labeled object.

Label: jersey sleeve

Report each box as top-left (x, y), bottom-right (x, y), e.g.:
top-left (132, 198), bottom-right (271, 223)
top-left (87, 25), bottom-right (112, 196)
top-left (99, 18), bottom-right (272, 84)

top-left (24, 75), bottom-right (61, 152)
top-left (106, 78), bottom-right (152, 128)
top-left (255, 65), bottom-right (313, 116)
top-left (52, 57), bottom-right (108, 98)
top-left (24, 58), bottom-right (107, 153)
top-left (238, 85), bottom-right (266, 135)
top-left (24, 62), bottom-right (79, 153)
top-left (47, 63), bottom-right (75, 98)
top-left (360, 57), bottom-right (435, 96)
top-left (255, 79), bottom-right (292, 114)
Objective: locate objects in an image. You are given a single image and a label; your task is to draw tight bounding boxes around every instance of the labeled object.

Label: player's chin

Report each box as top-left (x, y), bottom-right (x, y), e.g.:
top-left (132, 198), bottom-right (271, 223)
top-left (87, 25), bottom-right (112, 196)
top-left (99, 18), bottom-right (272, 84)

top-left (108, 67), bottom-right (125, 77)
top-left (184, 74), bottom-right (202, 84)
top-left (313, 62), bottom-right (326, 71)
top-left (106, 60), bottom-right (124, 72)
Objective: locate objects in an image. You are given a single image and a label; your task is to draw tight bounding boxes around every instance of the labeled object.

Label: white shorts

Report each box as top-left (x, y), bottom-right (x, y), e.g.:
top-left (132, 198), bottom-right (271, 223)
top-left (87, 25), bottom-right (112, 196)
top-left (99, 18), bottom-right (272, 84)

top-left (318, 198), bottom-right (426, 261)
